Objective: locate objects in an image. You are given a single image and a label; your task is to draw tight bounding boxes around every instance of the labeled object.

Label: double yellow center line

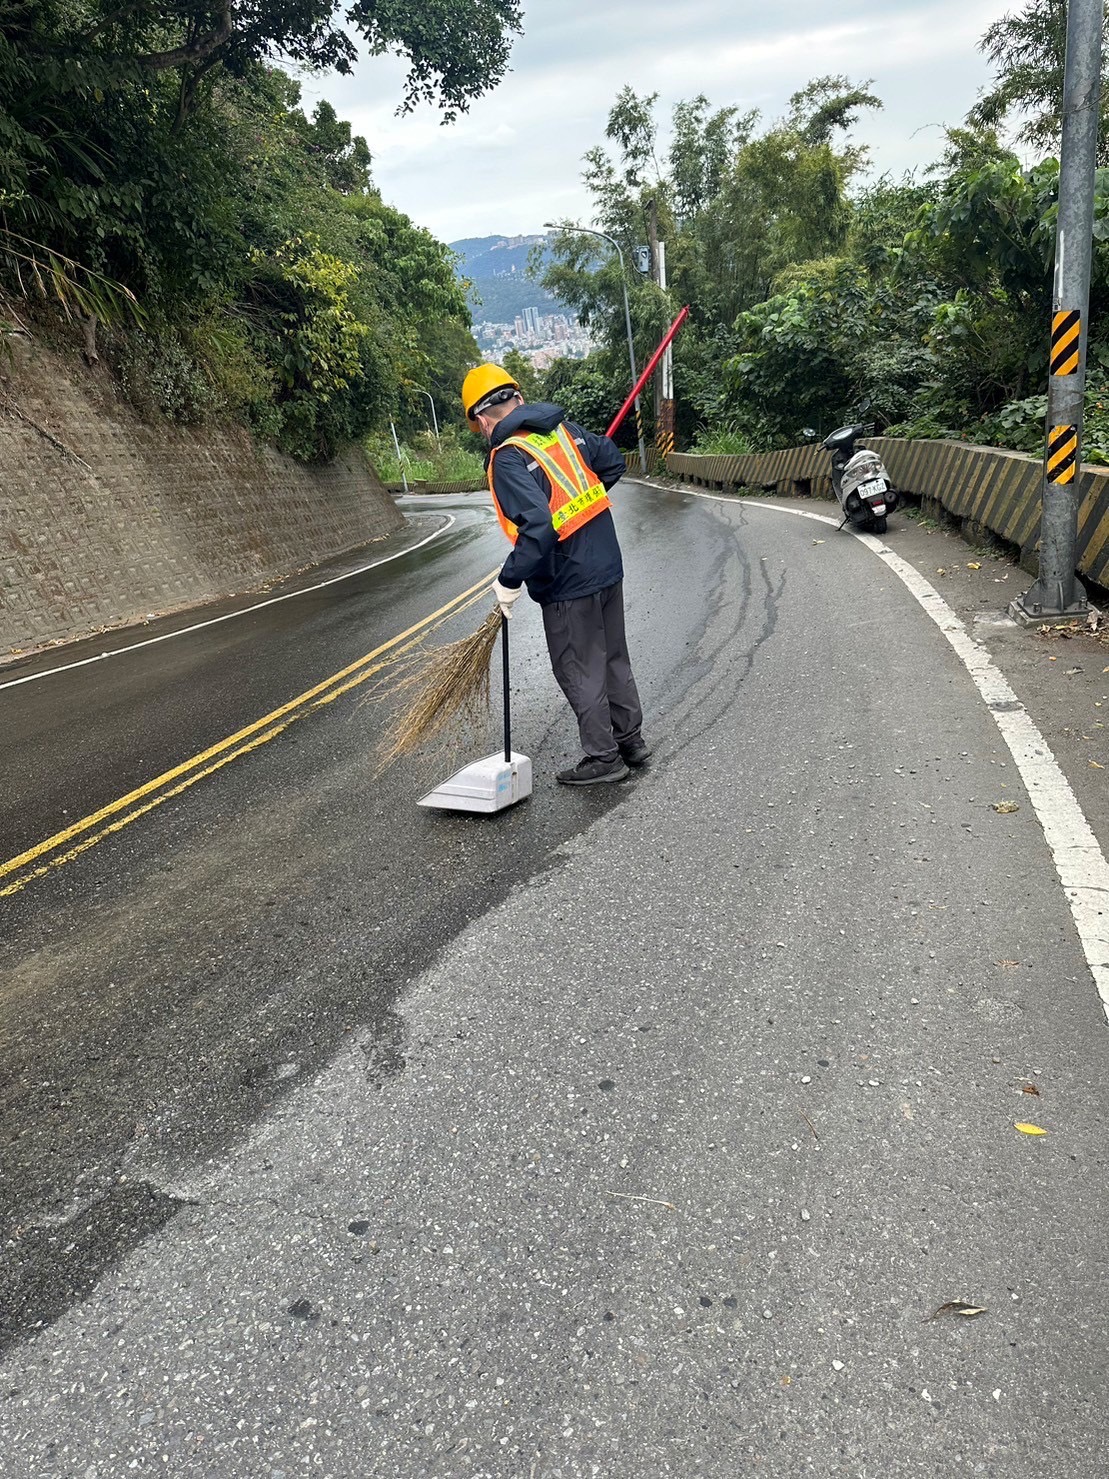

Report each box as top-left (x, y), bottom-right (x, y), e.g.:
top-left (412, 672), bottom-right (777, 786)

top-left (1, 568), bottom-right (499, 899)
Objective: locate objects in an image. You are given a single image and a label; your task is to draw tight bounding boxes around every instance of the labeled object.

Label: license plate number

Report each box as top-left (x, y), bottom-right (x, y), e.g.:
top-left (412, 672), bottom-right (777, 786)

top-left (861, 478), bottom-right (886, 495)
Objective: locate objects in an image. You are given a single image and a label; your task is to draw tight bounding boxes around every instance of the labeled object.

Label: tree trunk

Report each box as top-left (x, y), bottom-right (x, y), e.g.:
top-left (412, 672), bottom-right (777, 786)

top-left (82, 312), bottom-right (98, 366)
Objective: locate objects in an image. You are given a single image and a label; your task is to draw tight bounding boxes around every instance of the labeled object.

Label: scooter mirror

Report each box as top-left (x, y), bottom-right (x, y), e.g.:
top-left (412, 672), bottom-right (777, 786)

top-left (857, 395), bottom-right (872, 413)
top-left (801, 427), bottom-right (816, 439)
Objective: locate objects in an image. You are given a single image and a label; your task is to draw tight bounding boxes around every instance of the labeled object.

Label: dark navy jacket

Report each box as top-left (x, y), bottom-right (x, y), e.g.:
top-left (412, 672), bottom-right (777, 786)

top-left (488, 401), bottom-right (627, 606)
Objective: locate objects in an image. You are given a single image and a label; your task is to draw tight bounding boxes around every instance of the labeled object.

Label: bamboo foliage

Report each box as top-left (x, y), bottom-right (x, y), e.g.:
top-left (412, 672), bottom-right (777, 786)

top-left (0, 228), bottom-right (142, 326)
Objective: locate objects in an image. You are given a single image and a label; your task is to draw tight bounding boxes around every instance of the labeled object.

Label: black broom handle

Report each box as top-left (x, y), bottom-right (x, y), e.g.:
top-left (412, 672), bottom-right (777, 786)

top-left (501, 613), bottom-right (511, 762)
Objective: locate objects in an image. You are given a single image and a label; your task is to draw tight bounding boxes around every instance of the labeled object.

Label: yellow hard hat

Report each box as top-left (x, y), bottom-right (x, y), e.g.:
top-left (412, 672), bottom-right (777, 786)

top-left (461, 363), bottom-right (520, 427)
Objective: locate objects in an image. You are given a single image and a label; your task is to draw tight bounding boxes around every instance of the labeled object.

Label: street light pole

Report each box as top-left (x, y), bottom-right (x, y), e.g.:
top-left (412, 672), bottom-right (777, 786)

top-left (1011, 0), bottom-right (1103, 622)
top-left (411, 387), bottom-right (440, 447)
top-left (544, 221), bottom-right (649, 476)
top-left (389, 420), bottom-right (408, 495)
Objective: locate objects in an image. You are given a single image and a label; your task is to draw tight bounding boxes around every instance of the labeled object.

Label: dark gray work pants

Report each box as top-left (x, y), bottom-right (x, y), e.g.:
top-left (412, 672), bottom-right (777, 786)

top-left (541, 581), bottom-right (644, 761)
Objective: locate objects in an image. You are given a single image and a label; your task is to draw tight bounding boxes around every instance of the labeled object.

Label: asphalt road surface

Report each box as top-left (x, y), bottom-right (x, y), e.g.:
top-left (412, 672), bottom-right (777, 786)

top-left (1, 482), bottom-right (1107, 1477)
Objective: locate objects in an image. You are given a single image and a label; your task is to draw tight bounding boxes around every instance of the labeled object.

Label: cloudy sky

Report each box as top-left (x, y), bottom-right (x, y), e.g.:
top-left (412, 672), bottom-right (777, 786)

top-left (310, 0), bottom-right (1017, 244)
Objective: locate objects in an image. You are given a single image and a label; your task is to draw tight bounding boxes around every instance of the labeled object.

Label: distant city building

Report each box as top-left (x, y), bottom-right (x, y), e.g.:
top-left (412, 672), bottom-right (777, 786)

top-left (475, 307), bottom-right (593, 367)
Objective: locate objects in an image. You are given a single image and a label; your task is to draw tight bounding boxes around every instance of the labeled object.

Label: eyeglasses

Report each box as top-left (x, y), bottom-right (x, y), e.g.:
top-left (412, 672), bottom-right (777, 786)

top-left (471, 387), bottom-right (519, 418)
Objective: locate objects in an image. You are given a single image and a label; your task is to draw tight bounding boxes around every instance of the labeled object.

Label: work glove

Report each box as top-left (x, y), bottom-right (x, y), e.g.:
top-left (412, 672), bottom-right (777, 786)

top-left (492, 578), bottom-right (523, 619)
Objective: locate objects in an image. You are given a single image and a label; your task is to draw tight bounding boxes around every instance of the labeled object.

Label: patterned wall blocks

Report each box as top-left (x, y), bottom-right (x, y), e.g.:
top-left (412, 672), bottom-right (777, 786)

top-left (0, 341), bottom-right (403, 656)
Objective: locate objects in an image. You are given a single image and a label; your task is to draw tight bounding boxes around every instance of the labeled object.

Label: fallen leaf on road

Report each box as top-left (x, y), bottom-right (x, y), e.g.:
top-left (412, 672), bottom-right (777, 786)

top-left (1090, 761), bottom-right (1104, 769)
top-left (925, 1301), bottom-right (987, 1321)
top-left (1014, 1122), bottom-right (1048, 1135)
top-left (992, 801), bottom-right (1020, 814)
top-left (996, 960), bottom-right (1021, 969)
top-left (812, 539), bottom-right (825, 546)
top-left (605, 1190), bottom-right (676, 1210)
top-left (936, 567), bottom-right (947, 575)
top-left (1020, 1084), bottom-right (1041, 1096)
top-left (967, 561), bottom-right (982, 570)
top-left (1065, 667), bottom-right (1082, 675)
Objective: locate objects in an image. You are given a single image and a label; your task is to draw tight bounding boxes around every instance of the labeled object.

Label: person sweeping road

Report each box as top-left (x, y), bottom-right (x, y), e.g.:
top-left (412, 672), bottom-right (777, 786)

top-left (462, 363), bottom-right (648, 786)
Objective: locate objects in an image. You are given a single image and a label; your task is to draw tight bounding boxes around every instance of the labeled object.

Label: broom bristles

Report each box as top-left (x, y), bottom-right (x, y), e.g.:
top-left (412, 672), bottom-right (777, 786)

top-left (375, 606), bottom-right (502, 772)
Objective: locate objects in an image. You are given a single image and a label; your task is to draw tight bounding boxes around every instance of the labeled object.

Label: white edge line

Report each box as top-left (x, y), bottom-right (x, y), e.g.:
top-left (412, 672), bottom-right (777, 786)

top-left (688, 488), bottom-right (1109, 1023)
top-left (0, 514), bottom-right (458, 693)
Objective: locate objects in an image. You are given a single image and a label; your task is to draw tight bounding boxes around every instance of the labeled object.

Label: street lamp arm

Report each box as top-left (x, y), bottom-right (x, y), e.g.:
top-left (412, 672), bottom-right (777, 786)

top-left (543, 221), bottom-right (647, 477)
top-left (544, 221), bottom-right (625, 271)
top-left (408, 384), bottom-right (440, 445)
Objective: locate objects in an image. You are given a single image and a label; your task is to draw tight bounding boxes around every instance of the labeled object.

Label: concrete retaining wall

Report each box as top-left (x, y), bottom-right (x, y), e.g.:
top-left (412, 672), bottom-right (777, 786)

top-left (1, 338), bottom-right (403, 657)
top-left (668, 439), bottom-right (1109, 589)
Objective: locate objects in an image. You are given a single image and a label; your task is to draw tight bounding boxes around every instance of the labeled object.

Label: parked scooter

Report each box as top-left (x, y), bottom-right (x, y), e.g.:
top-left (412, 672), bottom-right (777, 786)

top-left (806, 417), bottom-right (897, 533)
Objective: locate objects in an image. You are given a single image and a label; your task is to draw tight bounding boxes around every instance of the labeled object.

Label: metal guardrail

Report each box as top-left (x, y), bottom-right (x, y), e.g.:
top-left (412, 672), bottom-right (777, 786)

top-left (668, 440), bottom-right (1109, 589)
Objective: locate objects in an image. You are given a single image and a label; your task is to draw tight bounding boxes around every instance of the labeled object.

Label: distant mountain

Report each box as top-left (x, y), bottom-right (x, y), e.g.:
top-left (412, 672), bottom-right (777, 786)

top-left (449, 233), bottom-right (570, 325)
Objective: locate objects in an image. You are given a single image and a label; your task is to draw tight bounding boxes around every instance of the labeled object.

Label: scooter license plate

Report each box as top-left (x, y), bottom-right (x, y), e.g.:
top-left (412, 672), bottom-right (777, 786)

top-left (860, 478), bottom-right (887, 495)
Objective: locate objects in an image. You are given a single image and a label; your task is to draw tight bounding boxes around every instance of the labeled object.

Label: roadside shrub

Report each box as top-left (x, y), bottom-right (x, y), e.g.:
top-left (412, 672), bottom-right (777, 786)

top-left (688, 425), bottom-right (753, 454)
top-left (186, 313), bottom-right (275, 421)
top-left (883, 414), bottom-right (959, 440)
top-left (365, 425), bottom-right (485, 483)
top-left (113, 323), bottom-right (217, 423)
top-left (967, 378), bottom-right (1109, 463)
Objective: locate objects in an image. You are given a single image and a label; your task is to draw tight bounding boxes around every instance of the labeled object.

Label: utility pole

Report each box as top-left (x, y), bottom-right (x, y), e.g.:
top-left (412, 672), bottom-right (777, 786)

top-left (544, 222), bottom-right (648, 475)
top-left (656, 240), bottom-right (675, 463)
top-left (1011, 0), bottom-right (1103, 623)
top-left (646, 197), bottom-right (675, 465)
top-left (646, 198), bottom-right (661, 445)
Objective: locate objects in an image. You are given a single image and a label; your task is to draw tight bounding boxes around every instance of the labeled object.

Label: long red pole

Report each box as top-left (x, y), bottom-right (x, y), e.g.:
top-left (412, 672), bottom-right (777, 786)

top-left (607, 305), bottom-right (690, 439)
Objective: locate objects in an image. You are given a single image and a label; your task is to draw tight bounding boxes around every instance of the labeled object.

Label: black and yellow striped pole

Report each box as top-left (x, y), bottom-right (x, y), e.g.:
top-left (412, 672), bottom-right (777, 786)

top-left (1045, 313), bottom-right (1081, 497)
top-left (1012, 0), bottom-right (1103, 622)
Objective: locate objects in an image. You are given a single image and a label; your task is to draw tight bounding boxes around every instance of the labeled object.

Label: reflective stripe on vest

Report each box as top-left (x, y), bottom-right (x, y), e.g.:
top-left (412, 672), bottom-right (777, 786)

top-left (487, 423), bottom-right (612, 545)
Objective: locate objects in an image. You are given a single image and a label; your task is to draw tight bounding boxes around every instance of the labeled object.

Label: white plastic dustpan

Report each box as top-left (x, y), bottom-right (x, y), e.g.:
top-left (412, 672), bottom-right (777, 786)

top-left (419, 614), bottom-right (533, 814)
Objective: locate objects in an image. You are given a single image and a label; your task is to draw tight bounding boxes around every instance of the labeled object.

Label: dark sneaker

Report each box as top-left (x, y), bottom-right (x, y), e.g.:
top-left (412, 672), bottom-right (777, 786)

top-left (619, 738), bottom-right (651, 767)
top-left (556, 755), bottom-right (630, 786)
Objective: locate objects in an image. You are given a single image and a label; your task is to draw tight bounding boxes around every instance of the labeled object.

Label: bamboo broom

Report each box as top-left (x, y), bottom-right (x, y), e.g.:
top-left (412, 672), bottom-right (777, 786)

top-left (374, 605), bottom-right (502, 772)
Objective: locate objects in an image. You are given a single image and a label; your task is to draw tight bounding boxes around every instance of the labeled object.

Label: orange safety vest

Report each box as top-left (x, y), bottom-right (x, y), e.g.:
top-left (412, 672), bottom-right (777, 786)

top-left (487, 423), bottom-right (612, 545)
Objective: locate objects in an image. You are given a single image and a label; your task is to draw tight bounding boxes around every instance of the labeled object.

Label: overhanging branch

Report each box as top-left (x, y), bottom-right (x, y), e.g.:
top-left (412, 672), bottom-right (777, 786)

top-left (134, 2), bottom-right (233, 71)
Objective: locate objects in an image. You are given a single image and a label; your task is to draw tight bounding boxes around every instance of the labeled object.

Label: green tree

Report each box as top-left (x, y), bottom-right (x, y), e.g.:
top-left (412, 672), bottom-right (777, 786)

top-left (14, 0), bottom-right (523, 125)
top-left (901, 134), bottom-right (1109, 417)
top-left (406, 316), bottom-right (481, 437)
top-left (0, 14), bottom-right (484, 460)
top-left (502, 347), bottom-right (542, 403)
top-left (669, 96), bottom-right (755, 224)
top-left (292, 101), bottom-right (373, 195)
top-left (541, 80), bottom-right (881, 447)
top-left (542, 355), bottom-right (624, 431)
top-left (968, 0), bottom-right (1109, 163)
top-left (722, 259), bottom-right (871, 446)
top-left (695, 78), bottom-right (880, 325)
top-left (0, 0), bottom-right (520, 365)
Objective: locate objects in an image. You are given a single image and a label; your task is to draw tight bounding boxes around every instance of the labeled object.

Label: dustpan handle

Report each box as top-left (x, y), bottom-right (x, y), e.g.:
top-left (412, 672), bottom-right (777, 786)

top-left (501, 613), bottom-right (511, 762)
